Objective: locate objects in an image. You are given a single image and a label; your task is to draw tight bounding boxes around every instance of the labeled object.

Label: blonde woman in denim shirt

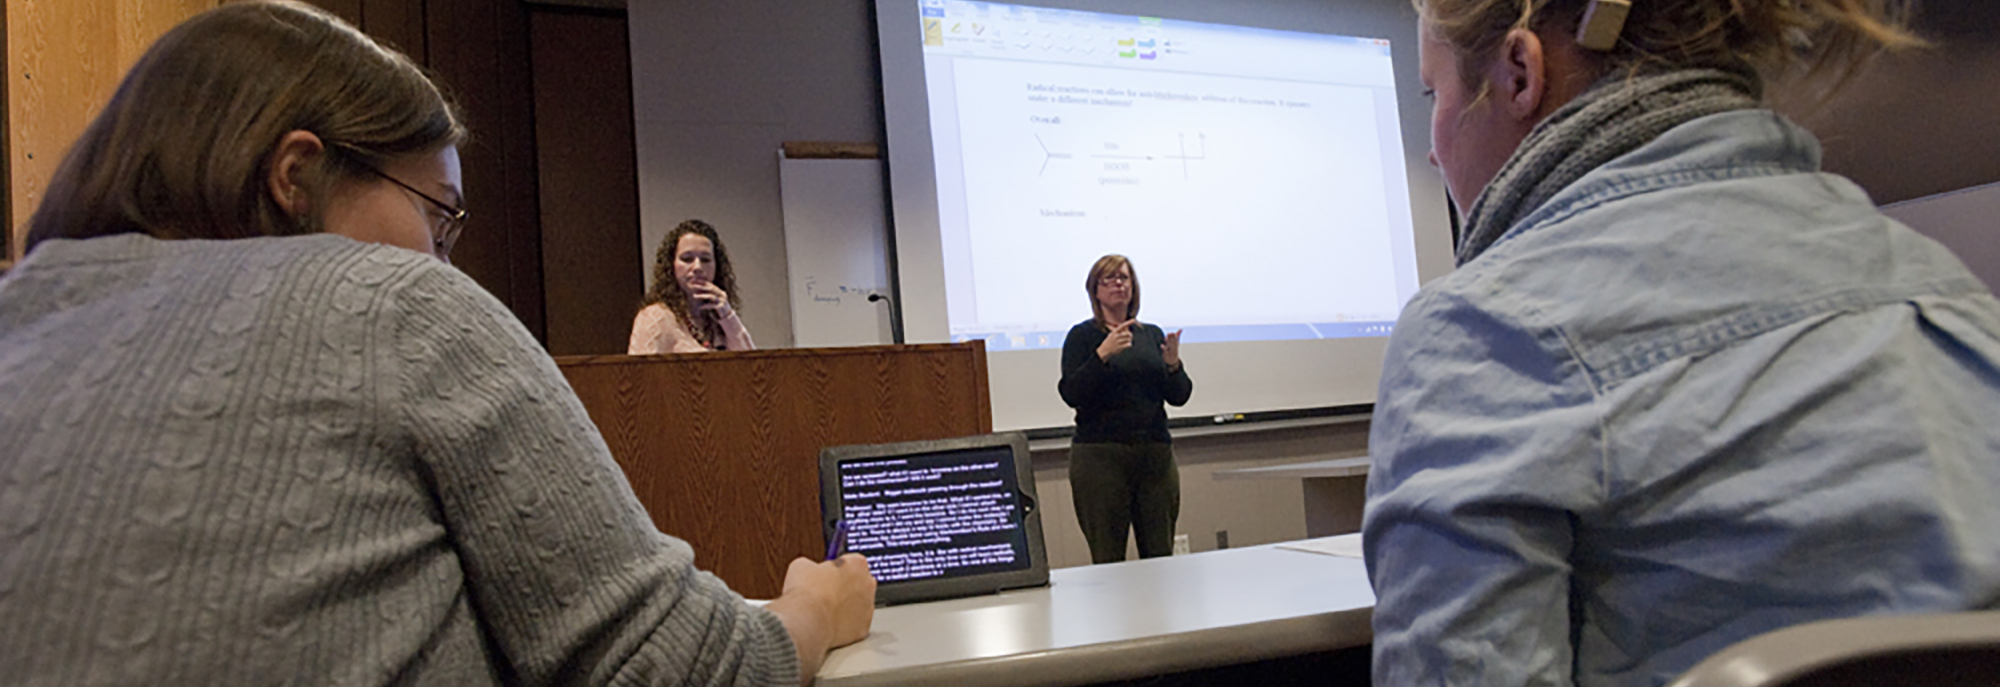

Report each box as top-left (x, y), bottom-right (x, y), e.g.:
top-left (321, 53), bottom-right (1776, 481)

top-left (1364, 1), bottom-right (2000, 686)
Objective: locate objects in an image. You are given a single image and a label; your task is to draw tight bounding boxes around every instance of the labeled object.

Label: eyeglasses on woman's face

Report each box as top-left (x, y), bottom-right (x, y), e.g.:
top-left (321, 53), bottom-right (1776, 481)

top-left (1098, 273), bottom-right (1132, 286)
top-left (352, 162), bottom-right (469, 259)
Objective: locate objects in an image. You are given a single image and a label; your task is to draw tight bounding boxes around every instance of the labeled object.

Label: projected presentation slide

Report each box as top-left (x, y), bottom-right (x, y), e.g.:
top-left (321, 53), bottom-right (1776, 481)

top-left (917, 0), bottom-right (1419, 351)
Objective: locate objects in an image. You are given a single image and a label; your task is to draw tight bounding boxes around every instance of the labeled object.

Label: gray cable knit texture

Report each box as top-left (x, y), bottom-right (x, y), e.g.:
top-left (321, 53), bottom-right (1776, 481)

top-left (0, 234), bottom-right (798, 686)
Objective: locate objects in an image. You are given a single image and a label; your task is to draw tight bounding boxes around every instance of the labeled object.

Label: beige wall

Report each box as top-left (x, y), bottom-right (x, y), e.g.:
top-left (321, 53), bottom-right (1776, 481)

top-left (5, 0), bottom-right (219, 263)
top-left (628, 1), bottom-right (882, 349)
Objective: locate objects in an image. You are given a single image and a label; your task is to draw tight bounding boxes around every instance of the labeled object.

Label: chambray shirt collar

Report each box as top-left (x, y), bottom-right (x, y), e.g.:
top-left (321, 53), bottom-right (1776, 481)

top-left (1470, 109), bottom-right (1824, 271)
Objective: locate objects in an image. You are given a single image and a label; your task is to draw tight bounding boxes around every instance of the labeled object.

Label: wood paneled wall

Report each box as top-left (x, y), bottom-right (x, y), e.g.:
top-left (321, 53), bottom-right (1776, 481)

top-left (558, 343), bottom-right (994, 598)
top-left (311, 0), bottom-right (550, 341)
top-left (531, 8), bottom-right (642, 356)
top-left (2, 0), bottom-right (645, 349)
top-left (264, 0), bottom-right (644, 350)
top-left (4, 0), bottom-right (219, 264)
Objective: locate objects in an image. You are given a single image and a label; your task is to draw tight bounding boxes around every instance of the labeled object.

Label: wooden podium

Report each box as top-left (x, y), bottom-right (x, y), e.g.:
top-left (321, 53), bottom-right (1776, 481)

top-left (554, 342), bottom-right (991, 598)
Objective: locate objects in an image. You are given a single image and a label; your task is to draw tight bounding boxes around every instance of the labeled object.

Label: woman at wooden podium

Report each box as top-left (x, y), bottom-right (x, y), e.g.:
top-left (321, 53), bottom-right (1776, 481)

top-left (629, 219), bottom-right (758, 354)
top-left (0, 3), bottom-right (868, 684)
top-left (1059, 254), bottom-right (1194, 564)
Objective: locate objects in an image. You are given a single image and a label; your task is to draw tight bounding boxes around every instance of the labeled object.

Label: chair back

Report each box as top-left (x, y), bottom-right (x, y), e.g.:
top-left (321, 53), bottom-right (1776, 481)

top-left (1667, 611), bottom-right (2000, 687)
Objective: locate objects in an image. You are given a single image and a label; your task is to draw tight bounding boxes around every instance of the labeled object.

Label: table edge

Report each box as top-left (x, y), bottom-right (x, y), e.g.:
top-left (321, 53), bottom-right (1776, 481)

top-left (1211, 457), bottom-right (1372, 481)
top-left (816, 606), bottom-right (1373, 687)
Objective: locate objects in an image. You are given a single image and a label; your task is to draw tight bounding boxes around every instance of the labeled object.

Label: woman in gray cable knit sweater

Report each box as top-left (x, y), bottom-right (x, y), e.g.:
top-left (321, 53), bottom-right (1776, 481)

top-left (0, 2), bottom-right (872, 685)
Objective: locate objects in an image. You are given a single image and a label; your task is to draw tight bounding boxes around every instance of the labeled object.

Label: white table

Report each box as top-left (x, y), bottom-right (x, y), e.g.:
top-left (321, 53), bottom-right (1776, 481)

top-left (1212, 457), bottom-right (1371, 538)
top-left (816, 539), bottom-right (1375, 687)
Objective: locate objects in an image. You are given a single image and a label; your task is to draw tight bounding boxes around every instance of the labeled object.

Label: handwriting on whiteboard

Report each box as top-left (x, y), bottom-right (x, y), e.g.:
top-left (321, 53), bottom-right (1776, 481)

top-left (804, 277), bottom-right (881, 306)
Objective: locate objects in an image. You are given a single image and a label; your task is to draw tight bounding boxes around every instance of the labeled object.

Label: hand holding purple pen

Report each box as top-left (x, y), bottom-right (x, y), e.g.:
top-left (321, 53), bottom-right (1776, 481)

top-left (825, 519), bottom-right (852, 561)
top-left (766, 519), bottom-right (875, 680)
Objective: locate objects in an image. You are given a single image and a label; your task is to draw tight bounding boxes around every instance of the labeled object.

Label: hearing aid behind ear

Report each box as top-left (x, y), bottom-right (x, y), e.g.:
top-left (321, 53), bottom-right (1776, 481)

top-left (1577, 0), bottom-right (1632, 51)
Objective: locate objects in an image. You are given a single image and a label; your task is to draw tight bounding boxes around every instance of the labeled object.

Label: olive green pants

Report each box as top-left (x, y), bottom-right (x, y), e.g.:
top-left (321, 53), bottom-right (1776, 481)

top-left (1069, 441), bottom-right (1180, 564)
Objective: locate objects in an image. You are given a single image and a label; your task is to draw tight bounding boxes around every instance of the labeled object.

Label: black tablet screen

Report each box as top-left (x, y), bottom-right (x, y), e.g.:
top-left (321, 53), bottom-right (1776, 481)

top-left (836, 445), bottom-right (1032, 583)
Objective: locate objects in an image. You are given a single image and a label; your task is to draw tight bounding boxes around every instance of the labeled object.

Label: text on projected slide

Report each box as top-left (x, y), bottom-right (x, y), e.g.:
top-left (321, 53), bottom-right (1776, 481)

top-left (917, 0), bottom-right (1420, 351)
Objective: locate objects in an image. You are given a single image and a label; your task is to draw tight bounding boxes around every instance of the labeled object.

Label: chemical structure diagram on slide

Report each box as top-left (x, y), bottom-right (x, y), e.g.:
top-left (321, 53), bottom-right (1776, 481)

top-left (943, 57), bottom-right (1408, 329)
top-left (1032, 129), bottom-right (1209, 183)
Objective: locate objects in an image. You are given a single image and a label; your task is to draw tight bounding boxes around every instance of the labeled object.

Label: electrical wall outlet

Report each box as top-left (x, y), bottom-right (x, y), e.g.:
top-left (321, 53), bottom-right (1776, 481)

top-left (1215, 530), bottom-right (1230, 550)
top-left (1172, 534), bottom-right (1190, 556)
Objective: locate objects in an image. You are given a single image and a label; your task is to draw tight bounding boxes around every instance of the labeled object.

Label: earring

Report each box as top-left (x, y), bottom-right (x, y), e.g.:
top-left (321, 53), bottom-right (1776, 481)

top-left (1577, 0), bottom-right (1631, 51)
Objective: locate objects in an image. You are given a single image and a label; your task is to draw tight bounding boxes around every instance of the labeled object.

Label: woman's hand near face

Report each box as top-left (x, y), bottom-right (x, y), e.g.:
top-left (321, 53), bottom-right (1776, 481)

top-left (1097, 319), bottom-right (1135, 362)
top-left (1162, 329), bottom-right (1182, 370)
top-left (687, 281), bottom-right (732, 318)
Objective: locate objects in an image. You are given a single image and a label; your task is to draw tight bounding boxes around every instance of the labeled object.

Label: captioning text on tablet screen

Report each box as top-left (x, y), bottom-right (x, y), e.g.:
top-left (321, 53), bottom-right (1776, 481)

top-left (837, 446), bottom-right (1032, 583)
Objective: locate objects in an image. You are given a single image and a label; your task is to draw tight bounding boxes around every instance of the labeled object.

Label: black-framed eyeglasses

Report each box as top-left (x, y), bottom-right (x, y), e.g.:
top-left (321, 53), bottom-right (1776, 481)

top-left (1097, 274), bottom-right (1132, 286)
top-left (328, 141), bottom-right (469, 259)
top-left (353, 163), bottom-right (467, 258)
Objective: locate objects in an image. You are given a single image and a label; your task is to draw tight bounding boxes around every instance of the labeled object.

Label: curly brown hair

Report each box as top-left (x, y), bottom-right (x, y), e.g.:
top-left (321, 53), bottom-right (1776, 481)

top-left (642, 219), bottom-right (741, 342)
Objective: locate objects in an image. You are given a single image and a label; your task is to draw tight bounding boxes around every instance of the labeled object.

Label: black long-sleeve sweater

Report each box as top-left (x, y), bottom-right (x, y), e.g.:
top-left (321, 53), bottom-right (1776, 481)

top-left (1057, 319), bottom-right (1194, 444)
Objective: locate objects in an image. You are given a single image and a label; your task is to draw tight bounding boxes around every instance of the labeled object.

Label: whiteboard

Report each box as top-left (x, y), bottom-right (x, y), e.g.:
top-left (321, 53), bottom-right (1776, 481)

top-left (779, 155), bottom-right (896, 347)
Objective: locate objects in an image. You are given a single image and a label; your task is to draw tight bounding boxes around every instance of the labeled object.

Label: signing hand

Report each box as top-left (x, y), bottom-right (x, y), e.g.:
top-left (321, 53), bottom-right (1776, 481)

top-left (1097, 319), bottom-right (1135, 362)
top-left (1162, 328), bottom-right (1182, 370)
top-left (687, 281), bottom-right (733, 318)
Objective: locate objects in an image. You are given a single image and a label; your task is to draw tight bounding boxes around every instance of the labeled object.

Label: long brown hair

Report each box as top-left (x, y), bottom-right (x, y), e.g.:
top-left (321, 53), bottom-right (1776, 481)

top-left (1085, 254), bottom-right (1140, 327)
top-left (26, 0), bottom-right (465, 251)
top-left (642, 219), bottom-right (741, 341)
top-left (1417, 0), bottom-right (1923, 103)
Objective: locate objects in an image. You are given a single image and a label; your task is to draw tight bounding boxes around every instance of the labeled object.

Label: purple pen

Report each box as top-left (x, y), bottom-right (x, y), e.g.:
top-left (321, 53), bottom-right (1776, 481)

top-left (825, 519), bottom-right (850, 561)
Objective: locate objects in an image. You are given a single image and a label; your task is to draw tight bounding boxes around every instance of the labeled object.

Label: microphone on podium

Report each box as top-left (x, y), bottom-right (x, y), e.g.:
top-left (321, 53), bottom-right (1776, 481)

top-left (867, 292), bottom-right (905, 344)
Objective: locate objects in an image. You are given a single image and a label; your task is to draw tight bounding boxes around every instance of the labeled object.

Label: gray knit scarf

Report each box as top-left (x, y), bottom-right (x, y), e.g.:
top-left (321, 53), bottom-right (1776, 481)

top-left (1455, 68), bottom-right (1762, 266)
